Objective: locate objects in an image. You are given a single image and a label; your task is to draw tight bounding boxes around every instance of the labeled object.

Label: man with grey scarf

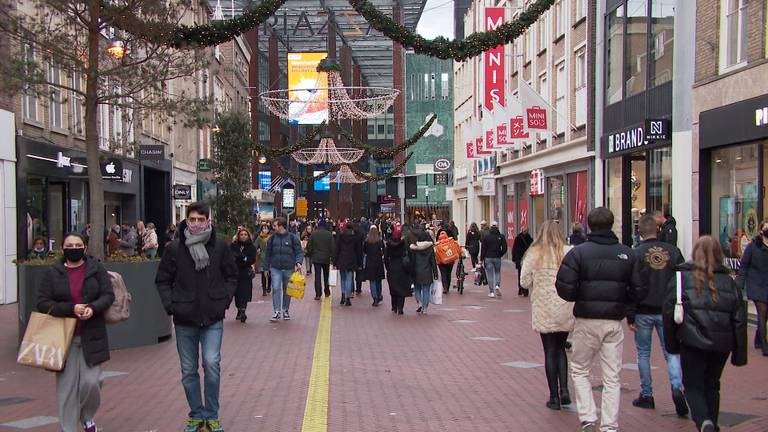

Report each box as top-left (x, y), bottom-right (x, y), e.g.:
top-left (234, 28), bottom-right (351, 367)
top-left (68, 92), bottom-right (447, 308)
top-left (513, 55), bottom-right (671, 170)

top-left (155, 202), bottom-right (237, 432)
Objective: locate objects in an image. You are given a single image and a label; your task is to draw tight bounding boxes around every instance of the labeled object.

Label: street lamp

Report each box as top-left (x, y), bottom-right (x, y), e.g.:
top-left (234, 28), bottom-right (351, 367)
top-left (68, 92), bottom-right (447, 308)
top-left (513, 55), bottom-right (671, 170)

top-left (258, 153), bottom-right (267, 164)
top-left (212, 125), bottom-right (221, 133)
top-left (106, 40), bottom-right (126, 60)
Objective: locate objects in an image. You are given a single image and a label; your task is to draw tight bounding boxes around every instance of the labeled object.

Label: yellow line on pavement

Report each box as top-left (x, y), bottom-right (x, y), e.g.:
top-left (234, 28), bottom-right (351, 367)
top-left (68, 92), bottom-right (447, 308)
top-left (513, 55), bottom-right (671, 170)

top-left (301, 296), bottom-right (332, 432)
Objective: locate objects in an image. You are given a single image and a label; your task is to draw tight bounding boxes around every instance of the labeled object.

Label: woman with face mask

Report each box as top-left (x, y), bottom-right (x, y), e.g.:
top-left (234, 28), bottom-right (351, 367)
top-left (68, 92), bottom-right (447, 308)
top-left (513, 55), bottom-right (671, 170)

top-left (736, 219), bottom-right (768, 357)
top-left (36, 233), bottom-right (115, 432)
top-left (27, 237), bottom-right (49, 260)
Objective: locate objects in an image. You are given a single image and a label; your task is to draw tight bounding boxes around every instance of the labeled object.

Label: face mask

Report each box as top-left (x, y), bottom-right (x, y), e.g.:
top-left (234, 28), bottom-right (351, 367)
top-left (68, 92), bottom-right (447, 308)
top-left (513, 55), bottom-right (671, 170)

top-left (187, 221), bottom-right (210, 235)
top-left (762, 229), bottom-right (768, 238)
top-left (63, 248), bottom-right (85, 262)
top-left (34, 247), bottom-right (45, 253)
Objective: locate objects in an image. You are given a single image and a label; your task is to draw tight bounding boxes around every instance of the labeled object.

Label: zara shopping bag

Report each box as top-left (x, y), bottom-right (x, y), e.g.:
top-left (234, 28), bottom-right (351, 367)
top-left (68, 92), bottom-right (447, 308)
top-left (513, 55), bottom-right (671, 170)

top-left (328, 265), bottom-right (338, 287)
top-left (430, 280), bottom-right (443, 305)
top-left (17, 312), bottom-right (77, 371)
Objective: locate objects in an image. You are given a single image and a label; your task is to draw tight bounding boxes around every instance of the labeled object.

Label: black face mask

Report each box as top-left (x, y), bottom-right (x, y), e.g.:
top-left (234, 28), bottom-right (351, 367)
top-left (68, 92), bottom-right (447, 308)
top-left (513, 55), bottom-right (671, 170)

top-left (63, 248), bottom-right (85, 263)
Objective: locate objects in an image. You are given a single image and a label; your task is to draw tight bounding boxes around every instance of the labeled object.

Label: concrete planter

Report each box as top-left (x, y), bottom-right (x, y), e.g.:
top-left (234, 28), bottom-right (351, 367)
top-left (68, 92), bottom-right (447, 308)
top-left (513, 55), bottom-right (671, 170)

top-left (17, 261), bottom-right (172, 350)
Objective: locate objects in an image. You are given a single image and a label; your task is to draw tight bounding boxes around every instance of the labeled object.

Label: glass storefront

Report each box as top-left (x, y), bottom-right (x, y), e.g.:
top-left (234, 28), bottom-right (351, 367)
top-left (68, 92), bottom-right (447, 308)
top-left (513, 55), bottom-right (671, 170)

top-left (606, 157), bottom-right (624, 240)
top-left (710, 142), bottom-right (764, 258)
top-left (548, 176), bottom-right (565, 226)
top-left (567, 171), bottom-right (589, 233)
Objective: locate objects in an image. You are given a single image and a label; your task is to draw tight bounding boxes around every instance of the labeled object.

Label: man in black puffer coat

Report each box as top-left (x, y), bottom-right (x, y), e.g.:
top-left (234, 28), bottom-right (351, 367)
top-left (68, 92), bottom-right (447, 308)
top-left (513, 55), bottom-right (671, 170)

top-left (556, 207), bottom-right (647, 432)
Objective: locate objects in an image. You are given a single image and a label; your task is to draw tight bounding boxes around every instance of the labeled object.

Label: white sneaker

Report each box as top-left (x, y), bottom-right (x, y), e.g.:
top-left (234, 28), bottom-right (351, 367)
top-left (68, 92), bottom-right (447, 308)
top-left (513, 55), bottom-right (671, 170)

top-left (495, 286), bottom-right (502, 297)
top-left (270, 312), bottom-right (281, 322)
top-left (488, 292), bottom-right (496, 298)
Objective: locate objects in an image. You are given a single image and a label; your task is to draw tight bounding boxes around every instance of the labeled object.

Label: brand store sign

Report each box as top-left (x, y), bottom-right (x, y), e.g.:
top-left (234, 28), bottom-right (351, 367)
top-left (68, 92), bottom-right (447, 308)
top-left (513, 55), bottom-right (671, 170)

top-left (530, 169), bottom-right (544, 196)
top-left (700, 93), bottom-right (768, 149)
top-left (433, 158), bottom-right (452, 172)
top-left (484, 7), bottom-right (505, 111)
top-left (138, 144), bottom-right (165, 160)
top-left (605, 118), bottom-right (672, 156)
top-left (173, 184), bottom-right (192, 200)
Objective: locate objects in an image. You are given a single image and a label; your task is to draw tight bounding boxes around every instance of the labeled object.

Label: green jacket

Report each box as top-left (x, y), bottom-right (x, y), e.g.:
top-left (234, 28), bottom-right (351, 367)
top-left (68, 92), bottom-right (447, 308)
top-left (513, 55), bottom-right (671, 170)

top-left (255, 234), bottom-right (270, 270)
top-left (306, 228), bottom-right (335, 265)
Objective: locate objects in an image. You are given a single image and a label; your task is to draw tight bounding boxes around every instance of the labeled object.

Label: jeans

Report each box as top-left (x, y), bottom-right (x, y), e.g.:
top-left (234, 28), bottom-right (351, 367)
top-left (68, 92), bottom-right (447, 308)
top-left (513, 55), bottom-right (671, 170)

top-left (270, 268), bottom-right (293, 313)
top-left (633, 314), bottom-right (683, 397)
top-left (145, 248), bottom-right (157, 259)
top-left (369, 279), bottom-right (382, 300)
top-left (175, 321), bottom-right (224, 420)
top-left (313, 263), bottom-right (330, 297)
top-left (680, 344), bottom-right (729, 430)
top-left (484, 258), bottom-right (502, 292)
top-left (413, 283), bottom-right (432, 310)
top-left (340, 270), bottom-right (354, 297)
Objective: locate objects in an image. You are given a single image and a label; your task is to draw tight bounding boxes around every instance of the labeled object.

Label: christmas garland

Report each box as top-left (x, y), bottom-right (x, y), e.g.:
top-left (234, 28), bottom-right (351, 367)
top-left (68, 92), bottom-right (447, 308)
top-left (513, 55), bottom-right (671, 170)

top-left (252, 124), bottom-right (323, 158)
top-left (317, 58), bottom-right (343, 73)
top-left (348, 0), bottom-right (555, 61)
top-left (333, 114), bottom-right (436, 159)
top-left (272, 157), bottom-right (340, 183)
top-left (100, 0), bottom-right (286, 48)
top-left (349, 152), bottom-right (413, 181)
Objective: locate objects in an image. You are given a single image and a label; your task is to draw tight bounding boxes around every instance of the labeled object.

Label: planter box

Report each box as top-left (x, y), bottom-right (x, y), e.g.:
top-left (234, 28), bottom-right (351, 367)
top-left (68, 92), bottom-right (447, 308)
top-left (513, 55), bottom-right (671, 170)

top-left (18, 261), bottom-right (172, 350)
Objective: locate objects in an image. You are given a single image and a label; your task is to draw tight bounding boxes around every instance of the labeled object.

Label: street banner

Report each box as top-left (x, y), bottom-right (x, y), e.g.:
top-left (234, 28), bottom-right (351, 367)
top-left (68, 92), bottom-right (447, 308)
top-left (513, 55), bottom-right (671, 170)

top-left (474, 123), bottom-right (492, 156)
top-left (482, 112), bottom-right (497, 150)
top-left (518, 77), bottom-right (549, 132)
top-left (492, 100), bottom-right (513, 146)
top-left (484, 7), bottom-right (506, 111)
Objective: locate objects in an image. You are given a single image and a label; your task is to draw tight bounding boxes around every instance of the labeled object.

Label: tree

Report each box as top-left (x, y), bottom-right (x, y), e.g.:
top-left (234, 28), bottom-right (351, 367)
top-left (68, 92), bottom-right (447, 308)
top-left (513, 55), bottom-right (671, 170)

top-left (211, 110), bottom-right (253, 237)
top-left (0, 0), bottom-right (210, 257)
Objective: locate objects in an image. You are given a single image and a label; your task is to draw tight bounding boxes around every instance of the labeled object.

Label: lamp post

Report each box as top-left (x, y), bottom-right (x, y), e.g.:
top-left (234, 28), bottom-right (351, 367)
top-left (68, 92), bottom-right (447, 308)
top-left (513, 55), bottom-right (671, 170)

top-left (106, 40), bottom-right (126, 60)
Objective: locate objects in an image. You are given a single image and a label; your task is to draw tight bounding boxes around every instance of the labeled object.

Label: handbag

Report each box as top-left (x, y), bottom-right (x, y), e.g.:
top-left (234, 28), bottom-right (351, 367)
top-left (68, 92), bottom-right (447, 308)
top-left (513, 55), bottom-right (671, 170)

top-left (17, 311), bottom-right (77, 371)
top-left (328, 265), bottom-right (338, 287)
top-left (674, 271), bottom-right (684, 325)
top-left (287, 271), bottom-right (306, 300)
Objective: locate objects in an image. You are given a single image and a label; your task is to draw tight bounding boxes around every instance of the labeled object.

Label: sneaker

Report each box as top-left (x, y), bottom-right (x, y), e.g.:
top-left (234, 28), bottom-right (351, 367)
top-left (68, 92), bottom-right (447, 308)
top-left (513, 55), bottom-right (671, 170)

top-left (632, 395), bottom-right (655, 409)
top-left (207, 419), bottom-right (224, 432)
top-left (672, 387), bottom-right (689, 417)
top-left (270, 312), bottom-right (281, 322)
top-left (283, 311), bottom-right (291, 320)
top-left (580, 422), bottom-right (597, 432)
top-left (83, 421), bottom-right (98, 432)
top-left (700, 420), bottom-right (716, 432)
top-left (184, 419), bottom-right (204, 432)
top-left (488, 292), bottom-right (496, 298)
top-left (494, 286), bottom-right (502, 297)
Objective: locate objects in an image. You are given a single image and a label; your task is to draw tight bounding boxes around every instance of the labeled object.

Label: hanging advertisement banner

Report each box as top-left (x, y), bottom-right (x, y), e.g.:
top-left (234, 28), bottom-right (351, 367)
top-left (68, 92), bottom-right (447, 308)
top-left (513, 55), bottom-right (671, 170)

top-left (287, 52), bottom-right (329, 125)
top-left (530, 169), bottom-right (545, 196)
top-left (519, 78), bottom-right (549, 131)
top-left (519, 194), bottom-right (529, 232)
top-left (466, 141), bottom-right (477, 159)
top-left (510, 116), bottom-right (530, 140)
top-left (506, 198), bottom-right (516, 251)
top-left (484, 7), bottom-right (506, 111)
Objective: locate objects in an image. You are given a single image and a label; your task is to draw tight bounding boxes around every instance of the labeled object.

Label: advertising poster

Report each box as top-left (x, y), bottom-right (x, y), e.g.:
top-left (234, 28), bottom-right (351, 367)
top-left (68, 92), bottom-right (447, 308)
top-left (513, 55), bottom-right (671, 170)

top-left (287, 52), bottom-right (328, 124)
top-left (519, 195), bottom-right (529, 232)
top-left (719, 196), bottom-right (737, 257)
top-left (313, 170), bottom-right (331, 191)
top-left (506, 198), bottom-right (516, 251)
top-left (568, 171), bottom-right (588, 229)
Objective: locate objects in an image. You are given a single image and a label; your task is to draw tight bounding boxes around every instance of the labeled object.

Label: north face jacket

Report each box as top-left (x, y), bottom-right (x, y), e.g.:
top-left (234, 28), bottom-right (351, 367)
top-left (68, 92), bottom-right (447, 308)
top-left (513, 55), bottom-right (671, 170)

top-left (628, 238), bottom-right (685, 323)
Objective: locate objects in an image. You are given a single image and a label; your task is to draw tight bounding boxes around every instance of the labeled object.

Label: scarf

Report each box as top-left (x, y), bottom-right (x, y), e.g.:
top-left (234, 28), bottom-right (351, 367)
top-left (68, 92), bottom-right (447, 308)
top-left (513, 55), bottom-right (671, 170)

top-left (259, 231), bottom-right (270, 240)
top-left (185, 226), bottom-right (212, 271)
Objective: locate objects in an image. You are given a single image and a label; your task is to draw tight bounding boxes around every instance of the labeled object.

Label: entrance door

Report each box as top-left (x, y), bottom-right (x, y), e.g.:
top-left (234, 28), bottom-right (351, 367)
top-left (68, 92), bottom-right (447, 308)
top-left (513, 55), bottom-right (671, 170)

top-left (47, 182), bottom-right (66, 251)
top-left (629, 154), bottom-right (647, 246)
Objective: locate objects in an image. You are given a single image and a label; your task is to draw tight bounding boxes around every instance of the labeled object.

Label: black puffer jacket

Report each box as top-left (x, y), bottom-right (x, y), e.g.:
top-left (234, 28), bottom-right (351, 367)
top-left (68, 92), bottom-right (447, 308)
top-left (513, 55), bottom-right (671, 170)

top-left (37, 257), bottom-right (115, 366)
top-left (663, 263), bottom-right (747, 366)
top-left (556, 230), bottom-right (648, 320)
top-left (334, 228), bottom-right (363, 271)
top-left (408, 240), bottom-right (439, 285)
top-left (481, 226), bottom-right (508, 260)
top-left (155, 221), bottom-right (238, 327)
top-left (628, 239), bottom-right (684, 323)
top-left (465, 229), bottom-right (481, 255)
top-left (385, 239), bottom-right (412, 297)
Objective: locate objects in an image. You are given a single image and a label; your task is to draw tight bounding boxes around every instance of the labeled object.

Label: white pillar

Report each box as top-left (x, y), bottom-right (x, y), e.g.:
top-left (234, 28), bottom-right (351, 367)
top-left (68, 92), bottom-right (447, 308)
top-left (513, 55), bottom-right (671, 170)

top-left (0, 110), bottom-right (17, 305)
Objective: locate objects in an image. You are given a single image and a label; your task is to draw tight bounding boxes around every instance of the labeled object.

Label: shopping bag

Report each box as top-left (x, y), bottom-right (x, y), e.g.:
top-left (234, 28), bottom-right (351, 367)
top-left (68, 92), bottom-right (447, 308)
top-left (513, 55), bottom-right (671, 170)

top-left (328, 266), bottom-right (338, 287)
top-left (430, 280), bottom-right (443, 305)
top-left (287, 271), bottom-right (306, 300)
top-left (17, 312), bottom-right (77, 371)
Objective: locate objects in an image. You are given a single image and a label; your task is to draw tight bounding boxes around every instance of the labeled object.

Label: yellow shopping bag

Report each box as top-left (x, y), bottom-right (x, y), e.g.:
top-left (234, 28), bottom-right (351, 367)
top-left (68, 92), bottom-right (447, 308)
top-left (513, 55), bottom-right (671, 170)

top-left (287, 271), bottom-right (306, 300)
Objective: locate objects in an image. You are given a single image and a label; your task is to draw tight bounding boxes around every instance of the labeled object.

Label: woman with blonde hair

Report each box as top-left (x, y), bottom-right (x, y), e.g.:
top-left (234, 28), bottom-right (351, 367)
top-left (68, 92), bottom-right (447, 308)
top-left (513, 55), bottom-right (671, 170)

top-left (520, 220), bottom-right (573, 410)
top-left (663, 236), bottom-right (747, 432)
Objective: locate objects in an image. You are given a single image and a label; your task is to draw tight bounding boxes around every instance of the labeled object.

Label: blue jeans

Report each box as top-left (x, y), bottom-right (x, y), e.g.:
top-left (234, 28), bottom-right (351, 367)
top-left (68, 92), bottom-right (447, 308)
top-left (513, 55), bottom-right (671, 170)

top-left (340, 270), bottom-right (354, 297)
top-left (484, 258), bottom-right (502, 292)
top-left (634, 314), bottom-right (683, 397)
top-left (270, 268), bottom-right (293, 313)
top-left (370, 279), bottom-right (382, 300)
top-left (175, 320), bottom-right (224, 420)
top-left (413, 283), bottom-right (431, 310)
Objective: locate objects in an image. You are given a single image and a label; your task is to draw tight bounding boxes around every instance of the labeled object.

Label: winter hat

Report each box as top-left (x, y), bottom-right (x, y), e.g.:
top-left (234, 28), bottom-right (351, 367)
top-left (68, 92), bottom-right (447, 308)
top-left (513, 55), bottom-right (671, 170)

top-left (491, 221), bottom-right (499, 227)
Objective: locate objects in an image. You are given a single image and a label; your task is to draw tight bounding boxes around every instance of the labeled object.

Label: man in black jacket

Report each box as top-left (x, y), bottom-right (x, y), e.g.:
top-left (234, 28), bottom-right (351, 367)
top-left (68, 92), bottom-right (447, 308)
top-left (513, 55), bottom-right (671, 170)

top-left (556, 207), bottom-right (647, 432)
top-left (155, 202), bottom-right (238, 432)
top-left (655, 210), bottom-right (678, 246)
top-left (481, 221), bottom-right (508, 298)
top-left (628, 215), bottom-right (687, 416)
top-left (307, 220), bottom-right (335, 299)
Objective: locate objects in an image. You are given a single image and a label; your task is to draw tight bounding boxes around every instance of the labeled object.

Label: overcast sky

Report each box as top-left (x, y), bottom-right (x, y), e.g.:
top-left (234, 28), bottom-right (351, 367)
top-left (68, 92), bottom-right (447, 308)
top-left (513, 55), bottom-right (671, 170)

top-left (415, 0), bottom-right (455, 39)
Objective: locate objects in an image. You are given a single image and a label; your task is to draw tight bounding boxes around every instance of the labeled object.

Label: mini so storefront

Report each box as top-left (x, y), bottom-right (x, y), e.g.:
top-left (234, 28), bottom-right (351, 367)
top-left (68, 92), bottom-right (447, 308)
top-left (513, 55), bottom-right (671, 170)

top-left (699, 94), bottom-right (768, 260)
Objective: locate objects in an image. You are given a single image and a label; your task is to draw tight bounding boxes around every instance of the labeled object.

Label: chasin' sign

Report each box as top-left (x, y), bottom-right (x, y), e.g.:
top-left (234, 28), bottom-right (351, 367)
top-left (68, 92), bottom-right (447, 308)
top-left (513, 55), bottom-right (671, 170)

top-left (484, 7), bottom-right (505, 111)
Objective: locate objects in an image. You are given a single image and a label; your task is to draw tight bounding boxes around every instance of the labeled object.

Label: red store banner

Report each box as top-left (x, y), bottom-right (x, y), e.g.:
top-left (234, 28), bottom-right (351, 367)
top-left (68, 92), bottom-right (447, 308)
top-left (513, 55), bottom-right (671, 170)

top-left (509, 116), bottom-right (529, 139)
top-left (485, 129), bottom-right (496, 150)
top-left (497, 123), bottom-right (509, 145)
top-left (506, 198), bottom-right (516, 251)
top-left (466, 141), bottom-right (477, 159)
top-left (476, 137), bottom-right (492, 155)
top-left (568, 171), bottom-right (588, 228)
top-left (484, 7), bottom-right (506, 111)
top-left (526, 106), bottom-right (548, 130)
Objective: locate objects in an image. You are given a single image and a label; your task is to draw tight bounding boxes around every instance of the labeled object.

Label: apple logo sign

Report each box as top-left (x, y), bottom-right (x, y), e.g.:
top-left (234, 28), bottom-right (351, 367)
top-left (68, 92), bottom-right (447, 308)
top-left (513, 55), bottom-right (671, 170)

top-left (105, 162), bottom-right (116, 174)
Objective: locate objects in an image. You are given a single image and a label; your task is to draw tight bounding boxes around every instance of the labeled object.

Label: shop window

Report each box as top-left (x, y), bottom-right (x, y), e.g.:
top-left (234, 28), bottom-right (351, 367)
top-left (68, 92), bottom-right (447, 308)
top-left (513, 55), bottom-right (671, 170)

top-left (605, 5), bottom-right (625, 105)
top-left (606, 157), bottom-right (623, 240)
top-left (650, 0), bottom-right (674, 87)
top-left (647, 147), bottom-right (672, 221)
top-left (711, 144), bottom-right (760, 259)
top-left (567, 171), bottom-right (588, 233)
top-left (720, 0), bottom-right (748, 71)
top-left (548, 176), bottom-right (565, 225)
top-left (517, 182), bottom-right (530, 233)
top-left (625, 0), bottom-right (648, 98)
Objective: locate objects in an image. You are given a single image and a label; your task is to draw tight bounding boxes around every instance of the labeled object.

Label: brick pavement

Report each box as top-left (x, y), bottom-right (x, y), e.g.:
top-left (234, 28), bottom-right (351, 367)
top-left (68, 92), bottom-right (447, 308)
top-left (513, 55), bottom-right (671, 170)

top-left (1, 262), bottom-right (767, 432)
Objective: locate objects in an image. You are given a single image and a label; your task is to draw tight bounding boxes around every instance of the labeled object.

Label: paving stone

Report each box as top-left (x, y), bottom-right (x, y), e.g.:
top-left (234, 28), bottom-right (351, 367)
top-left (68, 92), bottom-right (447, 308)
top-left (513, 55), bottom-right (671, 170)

top-left (0, 416), bottom-right (58, 429)
top-left (471, 336), bottom-right (504, 341)
top-left (502, 361), bottom-right (544, 369)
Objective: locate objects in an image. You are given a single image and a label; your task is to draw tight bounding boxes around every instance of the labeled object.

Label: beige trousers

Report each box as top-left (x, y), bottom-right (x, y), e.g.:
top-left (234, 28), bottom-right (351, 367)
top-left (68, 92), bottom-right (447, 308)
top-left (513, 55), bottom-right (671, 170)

top-left (569, 318), bottom-right (624, 432)
top-left (56, 337), bottom-right (102, 432)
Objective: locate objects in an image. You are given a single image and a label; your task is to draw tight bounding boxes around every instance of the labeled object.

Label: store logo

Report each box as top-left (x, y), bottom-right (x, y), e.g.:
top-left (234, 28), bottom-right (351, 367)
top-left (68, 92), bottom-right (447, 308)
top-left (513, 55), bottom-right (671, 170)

top-left (56, 152), bottom-right (71, 168)
top-left (105, 162), bottom-right (116, 174)
top-left (434, 158), bottom-right (452, 172)
top-left (650, 121), bottom-right (663, 135)
top-left (608, 127), bottom-right (645, 153)
top-left (756, 106), bottom-right (768, 126)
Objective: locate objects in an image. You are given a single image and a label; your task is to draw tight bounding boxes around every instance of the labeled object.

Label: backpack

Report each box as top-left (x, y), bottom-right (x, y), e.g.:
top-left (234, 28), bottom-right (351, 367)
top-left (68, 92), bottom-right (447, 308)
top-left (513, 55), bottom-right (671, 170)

top-left (435, 237), bottom-right (461, 265)
top-left (105, 271), bottom-right (131, 324)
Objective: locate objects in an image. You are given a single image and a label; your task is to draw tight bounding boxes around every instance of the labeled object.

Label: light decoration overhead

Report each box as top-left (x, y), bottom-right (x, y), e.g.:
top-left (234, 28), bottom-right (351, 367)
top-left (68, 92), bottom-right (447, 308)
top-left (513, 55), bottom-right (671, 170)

top-left (329, 165), bottom-right (366, 184)
top-left (259, 70), bottom-right (399, 121)
top-left (292, 133), bottom-right (364, 165)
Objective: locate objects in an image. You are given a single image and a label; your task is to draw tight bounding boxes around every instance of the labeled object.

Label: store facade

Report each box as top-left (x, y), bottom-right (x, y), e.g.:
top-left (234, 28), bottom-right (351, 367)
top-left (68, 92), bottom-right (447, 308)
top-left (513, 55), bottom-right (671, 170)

top-left (699, 93), bottom-right (768, 260)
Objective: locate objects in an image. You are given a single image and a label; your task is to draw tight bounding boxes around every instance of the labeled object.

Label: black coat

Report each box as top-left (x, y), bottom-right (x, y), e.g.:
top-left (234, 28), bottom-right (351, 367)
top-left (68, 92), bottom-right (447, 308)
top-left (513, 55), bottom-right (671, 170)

top-left (307, 228), bottom-right (335, 265)
top-left (466, 230), bottom-right (481, 255)
top-left (511, 232), bottom-right (533, 266)
top-left (334, 229), bottom-right (363, 271)
top-left (481, 227), bottom-right (508, 261)
top-left (155, 221), bottom-right (238, 327)
top-left (663, 263), bottom-right (747, 366)
top-left (230, 240), bottom-right (257, 303)
top-left (363, 240), bottom-right (386, 281)
top-left (660, 217), bottom-right (678, 246)
top-left (568, 233), bottom-right (586, 246)
top-left (385, 239), bottom-right (412, 297)
top-left (736, 236), bottom-right (768, 303)
top-left (37, 257), bottom-right (115, 367)
top-left (556, 231), bottom-right (648, 321)
top-left (628, 239), bottom-right (685, 322)
top-left (408, 241), bottom-right (438, 285)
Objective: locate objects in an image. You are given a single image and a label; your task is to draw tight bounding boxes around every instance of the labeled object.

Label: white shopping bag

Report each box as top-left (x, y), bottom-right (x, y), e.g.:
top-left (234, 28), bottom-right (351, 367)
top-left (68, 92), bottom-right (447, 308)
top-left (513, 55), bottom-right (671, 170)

top-left (430, 280), bottom-right (443, 305)
top-left (328, 266), bottom-right (338, 287)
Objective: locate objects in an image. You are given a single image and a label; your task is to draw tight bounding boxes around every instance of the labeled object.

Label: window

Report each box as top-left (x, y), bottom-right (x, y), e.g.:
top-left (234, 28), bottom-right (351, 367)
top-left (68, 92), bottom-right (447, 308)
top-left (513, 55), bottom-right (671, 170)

top-left (430, 73), bottom-right (436, 99)
top-left (387, 124), bottom-right (394, 136)
top-left (71, 72), bottom-right (84, 134)
top-left (555, 0), bottom-right (565, 37)
top-left (98, 104), bottom-right (109, 150)
top-left (377, 124), bottom-right (385, 135)
top-left (423, 73), bottom-right (429, 99)
top-left (538, 12), bottom-right (548, 52)
top-left (48, 63), bottom-right (63, 128)
top-left (539, 73), bottom-right (548, 103)
top-left (526, 28), bottom-right (535, 62)
top-left (441, 73), bottom-right (449, 100)
top-left (721, 0), bottom-right (747, 70)
top-left (576, 0), bottom-right (587, 21)
top-left (548, 176), bottom-right (565, 224)
top-left (512, 39), bottom-right (520, 73)
top-left (605, 5), bottom-right (625, 105)
top-left (650, 0), bottom-right (674, 86)
top-left (112, 89), bottom-right (123, 150)
top-left (575, 47), bottom-right (587, 126)
top-left (410, 73), bottom-right (415, 100)
top-left (367, 124), bottom-right (374, 136)
top-left (555, 62), bottom-right (566, 135)
top-left (625, 0), bottom-right (648, 98)
top-left (605, 157), bottom-right (623, 240)
top-left (22, 44), bottom-right (37, 121)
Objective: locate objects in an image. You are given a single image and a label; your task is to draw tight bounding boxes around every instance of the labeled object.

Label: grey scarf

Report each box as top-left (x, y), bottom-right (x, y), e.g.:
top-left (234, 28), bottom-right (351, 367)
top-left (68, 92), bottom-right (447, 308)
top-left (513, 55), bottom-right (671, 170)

top-left (185, 227), bottom-right (212, 271)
